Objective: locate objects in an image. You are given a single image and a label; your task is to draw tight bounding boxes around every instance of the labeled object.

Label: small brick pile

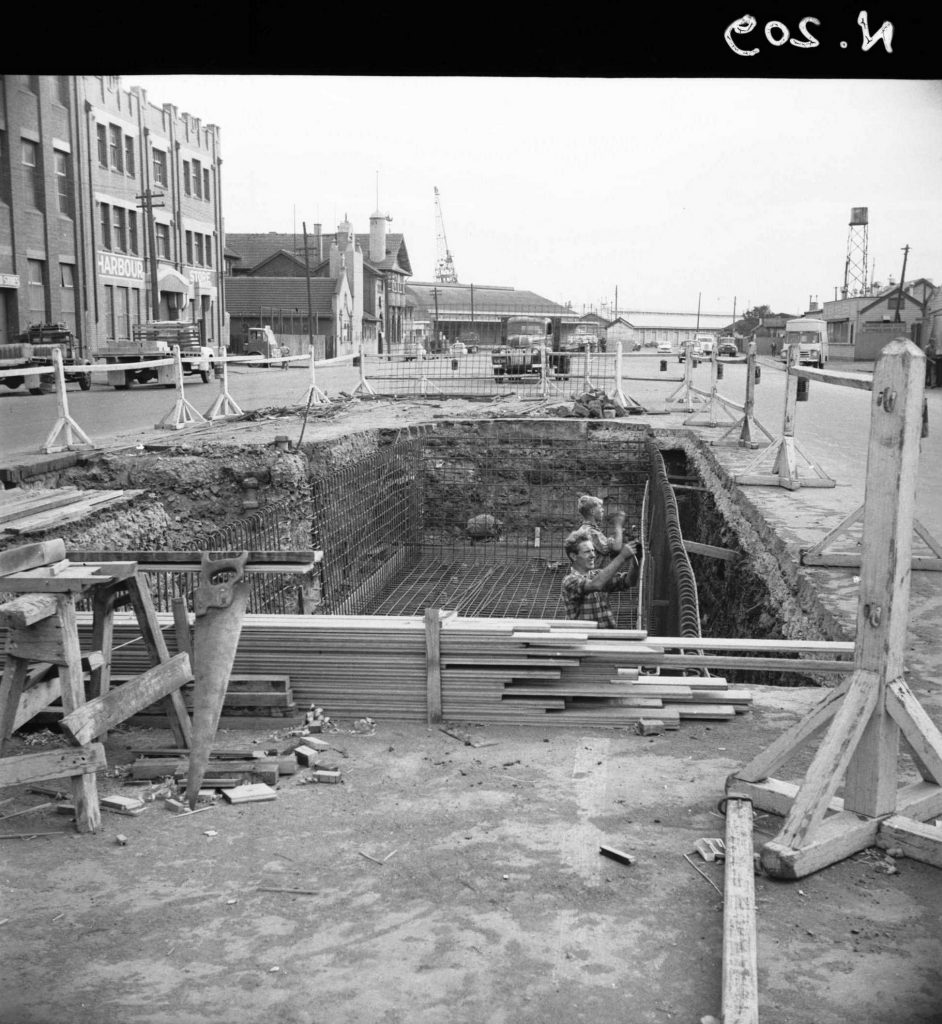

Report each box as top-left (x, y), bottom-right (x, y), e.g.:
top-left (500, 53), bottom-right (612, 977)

top-left (546, 388), bottom-right (629, 419)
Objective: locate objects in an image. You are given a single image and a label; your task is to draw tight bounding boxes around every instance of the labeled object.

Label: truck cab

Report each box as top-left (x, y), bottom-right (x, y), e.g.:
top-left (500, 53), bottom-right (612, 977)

top-left (695, 334), bottom-right (715, 358)
top-left (783, 318), bottom-right (828, 368)
top-left (246, 325), bottom-right (283, 365)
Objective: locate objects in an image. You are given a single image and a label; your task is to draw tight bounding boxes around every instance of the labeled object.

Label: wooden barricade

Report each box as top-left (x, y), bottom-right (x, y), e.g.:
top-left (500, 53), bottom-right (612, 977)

top-left (727, 338), bottom-right (942, 877)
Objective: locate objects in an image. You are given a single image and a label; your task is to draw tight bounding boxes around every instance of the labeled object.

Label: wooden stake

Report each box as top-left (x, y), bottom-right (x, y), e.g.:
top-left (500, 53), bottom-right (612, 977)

top-left (721, 796), bottom-right (758, 1024)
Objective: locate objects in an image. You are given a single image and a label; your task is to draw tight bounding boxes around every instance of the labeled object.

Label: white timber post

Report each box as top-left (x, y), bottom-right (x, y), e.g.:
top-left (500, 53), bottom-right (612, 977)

top-left (204, 350), bottom-right (244, 420)
top-left (42, 347), bottom-right (95, 453)
top-left (155, 345), bottom-right (207, 430)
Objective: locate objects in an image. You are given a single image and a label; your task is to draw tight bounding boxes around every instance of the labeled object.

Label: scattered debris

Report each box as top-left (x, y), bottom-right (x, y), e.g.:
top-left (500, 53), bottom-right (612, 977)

top-left (223, 783), bottom-right (277, 804)
top-left (599, 844), bottom-right (636, 866)
top-left (308, 769), bottom-right (342, 784)
top-left (465, 514), bottom-right (503, 543)
top-left (683, 852), bottom-right (723, 895)
top-left (203, 830), bottom-right (218, 837)
top-left (695, 838), bottom-right (727, 863)
top-left (637, 718), bottom-right (665, 736)
top-left (101, 795), bottom-right (146, 816)
top-left (0, 802), bottom-right (53, 821)
top-left (440, 724), bottom-right (497, 748)
top-left (257, 887), bottom-right (319, 896)
top-left (115, 834), bottom-right (128, 846)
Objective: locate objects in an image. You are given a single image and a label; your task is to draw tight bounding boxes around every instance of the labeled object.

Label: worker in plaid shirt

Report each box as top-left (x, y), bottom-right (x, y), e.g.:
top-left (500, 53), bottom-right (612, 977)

top-left (561, 528), bottom-right (639, 628)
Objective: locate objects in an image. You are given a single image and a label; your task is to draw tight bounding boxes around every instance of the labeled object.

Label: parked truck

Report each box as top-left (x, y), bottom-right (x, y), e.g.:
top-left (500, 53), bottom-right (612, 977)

top-left (98, 321), bottom-right (215, 389)
top-left (782, 317), bottom-right (829, 368)
top-left (0, 323), bottom-right (91, 395)
top-left (492, 315), bottom-right (549, 380)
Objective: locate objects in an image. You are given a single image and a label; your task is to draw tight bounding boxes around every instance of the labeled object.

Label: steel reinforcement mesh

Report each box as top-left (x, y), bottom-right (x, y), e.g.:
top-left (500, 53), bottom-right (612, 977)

top-left (309, 424), bottom-right (670, 629)
top-left (143, 495), bottom-right (309, 615)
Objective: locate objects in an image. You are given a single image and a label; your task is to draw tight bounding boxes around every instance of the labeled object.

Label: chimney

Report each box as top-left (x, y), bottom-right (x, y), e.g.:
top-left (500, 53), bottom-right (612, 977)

top-left (370, 209), bottom-right (389, 263)
top-left (313, 223), bottom-right (322, 261)
top-left (329, 241), bottom-right (342, 280)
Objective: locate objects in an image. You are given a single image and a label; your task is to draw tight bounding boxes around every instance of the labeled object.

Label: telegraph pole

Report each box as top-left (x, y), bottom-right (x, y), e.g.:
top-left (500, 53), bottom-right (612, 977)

top-left (136, 188), bottom-right (165, 320)
top-left (895, 244), bottom-right (910, 323)
top-left (302, 222), bottom-right (315, 352)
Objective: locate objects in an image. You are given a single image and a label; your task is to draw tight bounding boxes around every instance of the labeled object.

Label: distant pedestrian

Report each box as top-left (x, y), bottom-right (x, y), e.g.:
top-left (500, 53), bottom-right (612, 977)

top-left (561, 531), bottom-right (640, 629)
top-left (925, 337), bottom-right (939, 389)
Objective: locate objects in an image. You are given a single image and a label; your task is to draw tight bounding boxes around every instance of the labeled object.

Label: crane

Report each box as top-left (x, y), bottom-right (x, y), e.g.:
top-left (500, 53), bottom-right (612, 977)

top-left (433, 186), bottom-right (458, 284)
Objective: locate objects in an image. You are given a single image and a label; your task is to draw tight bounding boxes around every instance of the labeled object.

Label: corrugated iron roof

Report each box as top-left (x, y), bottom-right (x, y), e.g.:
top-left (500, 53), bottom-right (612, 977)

top-left (225, 276), bottom-right (336, 316)
top-left (406, 282), bottom-right (571, 317)
top-left (619, 311), bottom-right (733, 330)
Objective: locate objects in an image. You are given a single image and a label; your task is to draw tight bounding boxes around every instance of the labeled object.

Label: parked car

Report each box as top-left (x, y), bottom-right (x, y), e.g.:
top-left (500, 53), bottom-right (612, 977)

top-left (717, 340), bottom-right (739, 358)
top-left (457, 331), bottom-right (480, 354)
top-left (678, 339), bottom-right (705, 363)
top-left (656, 340), bottom-right (673, 354)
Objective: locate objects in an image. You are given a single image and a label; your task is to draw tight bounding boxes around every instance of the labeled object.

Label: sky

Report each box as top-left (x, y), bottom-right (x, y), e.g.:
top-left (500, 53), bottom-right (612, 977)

top-left (123, 75), bottom-right (942, 318)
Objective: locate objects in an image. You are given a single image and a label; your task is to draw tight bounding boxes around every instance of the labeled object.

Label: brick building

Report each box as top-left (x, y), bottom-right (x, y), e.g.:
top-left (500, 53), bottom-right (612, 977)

top-left (0, 75), bottom-right (225, 354)
top-left (226, 212), bottom-right (412, 355)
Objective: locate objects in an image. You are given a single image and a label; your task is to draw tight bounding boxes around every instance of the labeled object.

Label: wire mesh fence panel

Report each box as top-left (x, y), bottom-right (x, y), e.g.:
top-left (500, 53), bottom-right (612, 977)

top-left (311, 438), bottom-right (423, 614)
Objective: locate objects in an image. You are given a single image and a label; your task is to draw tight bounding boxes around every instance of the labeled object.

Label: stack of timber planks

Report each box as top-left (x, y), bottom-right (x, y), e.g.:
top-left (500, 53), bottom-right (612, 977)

top-left (46, 613), bottom-right (763, 730)
top-left (0, 488), bottom-right (147, 541)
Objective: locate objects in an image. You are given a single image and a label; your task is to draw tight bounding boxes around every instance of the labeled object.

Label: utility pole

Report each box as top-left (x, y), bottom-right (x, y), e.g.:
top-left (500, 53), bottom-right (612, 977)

top-left (302, 222), bottom-right (315, 352)
top-left (433, 286), bottom-right (440, 348)
top-left (136, 188), bottom-right (165, 320)
top-left (895, 244), bottom-right (910, 323)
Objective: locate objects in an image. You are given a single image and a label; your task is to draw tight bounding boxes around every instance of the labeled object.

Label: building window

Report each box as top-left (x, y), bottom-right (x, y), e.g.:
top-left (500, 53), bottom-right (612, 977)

top-left (55, 150), bottom-right (73, 218)
top-left (152, 148), bottom-right (168, 186)
top-left (109, 124), bottom-right (123, 172)
top-left (128, 211), bottom-right (139, 255)
top-left (60, 262), bottom-right (76, 289)
top-left (116, 286), bottom-right (130, 339)
top-left (195, 234), bottom-right (204, 266)
top-left (192, 159), bottom-right (202, 199)
top-left (182, 160), bottom-right (191, 196)
top-left (97, 124), bottom-right (108, 166)
top-left (103, 284), bottom-right (115, 340)
top-left (155, 222), bottom-right (170, 259)
top-left (56, 76), bottom-right (70, 107)
top-left (185, 230), bottom-right (193, 265)
top-left (203, 167), bottom-right (210, 201)
top-left (113, 206), bottom-right (127, 252)
top-left (205, 235), bottom-right (212, 268)
top-left (22, 139), bottom-right (40, 208)
top-left (99, 203), bottom-right (111, 250)
top-left (27, 259), bottom-right (46, 322)
top-left (124, 135), bottom-right (135, 176)
top-left (133, 289), bottom-right (141, 327)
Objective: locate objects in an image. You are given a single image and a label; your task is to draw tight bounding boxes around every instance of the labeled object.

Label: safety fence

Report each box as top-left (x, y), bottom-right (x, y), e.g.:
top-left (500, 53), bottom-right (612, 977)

top-left (359, 345), bottom-right (626, 400)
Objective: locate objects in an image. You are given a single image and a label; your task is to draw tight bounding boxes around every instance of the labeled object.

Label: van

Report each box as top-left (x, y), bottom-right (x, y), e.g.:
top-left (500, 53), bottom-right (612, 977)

top-left (783, 318), bottom-right (828, 368)
top-left (695, 334), bottom-right (716, 357)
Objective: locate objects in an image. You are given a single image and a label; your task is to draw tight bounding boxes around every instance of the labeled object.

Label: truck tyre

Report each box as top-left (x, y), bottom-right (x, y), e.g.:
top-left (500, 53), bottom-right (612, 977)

top-left (79, 373), bottom-right (91, 391)
top-left (3, 377), bottom-right (23, 390)
top-left (200, 369), bottom-right (211, 383)
top-left (28, 386), bottom-right (44, 396)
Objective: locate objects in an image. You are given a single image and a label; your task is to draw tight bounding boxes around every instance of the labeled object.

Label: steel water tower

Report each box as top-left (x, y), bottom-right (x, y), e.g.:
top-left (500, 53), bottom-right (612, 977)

top-left (842, 206), bottom-right (869, 298)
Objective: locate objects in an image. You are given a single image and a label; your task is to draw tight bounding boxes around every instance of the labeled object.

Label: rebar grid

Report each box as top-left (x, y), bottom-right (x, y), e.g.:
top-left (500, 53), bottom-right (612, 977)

top-left (311, 439), bottom-right (422, 613)
top-left (143, 495), bottom-right (307, 615)
top-left (367, 557), bottom-right (638, 626)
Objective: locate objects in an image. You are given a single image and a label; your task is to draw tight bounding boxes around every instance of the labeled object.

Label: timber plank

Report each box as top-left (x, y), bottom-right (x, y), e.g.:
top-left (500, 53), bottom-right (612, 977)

top-left (0, 743), bottom-right (106, 788)
top-left (59, 653), bottom-right (193, 746)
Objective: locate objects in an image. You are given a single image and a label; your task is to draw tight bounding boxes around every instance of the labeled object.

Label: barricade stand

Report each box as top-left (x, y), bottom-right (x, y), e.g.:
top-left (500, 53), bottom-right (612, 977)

top-left (667, 344), bottom-right (708, 413)
top-left (727, 338), bottom-right (942, 879)
top-left (801, 503), bottom-right (942, 571)
top-left (712, 342), bottom-right (774, 449)
top-left (155, 345), bottom-right (207, 430)
top-left (733, 345), bottom-right (835, 489)
top-left (608, 342), bottom-right (644, 413)
top-left (204, 352), bottom-right (244, 420)
top-left (352, 343), bottom-right (376, 397)
top-left (683, 346), bottom-right (741, 428)
top-left (417, 352), bottom-right (445, 398)
top-left (42, 347), bottom-right (95, 454)
top-left (302, 344), bottom-right (330, 405)
top-left (538, 342), bottom-right (564, 401)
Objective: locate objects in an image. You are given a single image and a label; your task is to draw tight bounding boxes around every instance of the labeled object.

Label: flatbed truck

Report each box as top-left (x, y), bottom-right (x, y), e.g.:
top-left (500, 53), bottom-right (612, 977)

top-left (0, 324), bottom-right (91, 394)
top-left (99, 322), bottom-right (215, 389)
